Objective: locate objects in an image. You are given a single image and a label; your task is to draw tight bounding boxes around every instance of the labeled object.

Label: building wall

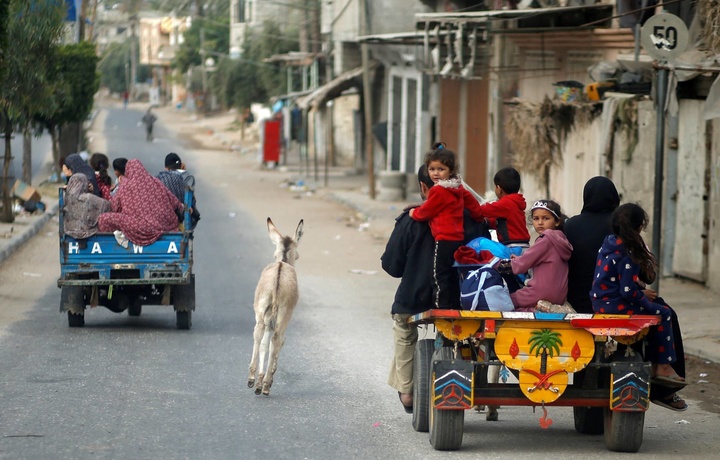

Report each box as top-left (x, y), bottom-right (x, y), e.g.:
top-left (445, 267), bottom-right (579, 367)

top-left (230, 0), bottom-right (302, 56)
top-left (673, 99), bottom-right (709, 281)
top-left (708, 118), bottom-right (720, 289)
top-left (333, 94), bottom-right (360, 166)
top-left (522, 97), bottom-right (720, 294)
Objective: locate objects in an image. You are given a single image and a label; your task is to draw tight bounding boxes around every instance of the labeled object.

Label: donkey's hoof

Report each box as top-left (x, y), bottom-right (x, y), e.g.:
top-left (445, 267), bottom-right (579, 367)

top-left (247, 379), bottom-right (255, 388)
top-left (254, 387), bottom-right (262, 395)
top-left (262, 388), bottom-right (270, 396)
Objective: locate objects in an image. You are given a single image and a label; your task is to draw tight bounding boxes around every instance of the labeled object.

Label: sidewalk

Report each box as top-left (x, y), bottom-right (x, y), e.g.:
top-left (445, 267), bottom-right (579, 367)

top-left (2, 104), bottom-right (718, 364)
top-left (0, 184), bottom-right (60, 270)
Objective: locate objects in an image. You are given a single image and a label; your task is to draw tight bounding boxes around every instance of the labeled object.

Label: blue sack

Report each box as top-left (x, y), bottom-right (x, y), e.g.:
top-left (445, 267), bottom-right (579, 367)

top-left (459, 259), bottom-right (515, 312)
top-left (465, 237), bottom-right (526, 282)
top-left (466, 236), bottom-right (524, 258)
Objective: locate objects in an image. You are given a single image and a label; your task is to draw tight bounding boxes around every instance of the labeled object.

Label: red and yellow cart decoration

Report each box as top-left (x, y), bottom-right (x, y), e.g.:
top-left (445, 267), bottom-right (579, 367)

top-left (408, 310), bottom-right (659, 453)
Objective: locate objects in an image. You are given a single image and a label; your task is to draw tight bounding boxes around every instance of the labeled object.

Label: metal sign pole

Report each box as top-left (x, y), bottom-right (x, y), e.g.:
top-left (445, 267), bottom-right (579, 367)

top-left (651, 67), bottom-right (668, 293)
top-left (640, 12), bottom-right (689, 294)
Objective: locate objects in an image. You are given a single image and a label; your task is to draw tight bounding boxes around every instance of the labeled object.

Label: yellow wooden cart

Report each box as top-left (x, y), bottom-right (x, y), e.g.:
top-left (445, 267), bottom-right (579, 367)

top-left (408, 309), bottom-right (659, 453)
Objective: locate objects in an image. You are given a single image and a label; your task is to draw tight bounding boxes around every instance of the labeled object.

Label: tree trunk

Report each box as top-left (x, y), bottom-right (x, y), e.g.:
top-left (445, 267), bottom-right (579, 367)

top-left (22, 123), bottom-right (31, 184)
top-left (49, 123), bottom-right (61, 181)
top-left (1, 126), bottom-right (14, 223)
top-left (540, 350), bottom-right (547, 375)
top-left (59, 122), bottom-right (82, 160)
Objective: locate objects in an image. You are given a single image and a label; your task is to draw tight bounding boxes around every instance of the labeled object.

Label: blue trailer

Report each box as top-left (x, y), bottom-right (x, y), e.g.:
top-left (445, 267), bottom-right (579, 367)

top-left (57, 187), bottom-right (195, 329)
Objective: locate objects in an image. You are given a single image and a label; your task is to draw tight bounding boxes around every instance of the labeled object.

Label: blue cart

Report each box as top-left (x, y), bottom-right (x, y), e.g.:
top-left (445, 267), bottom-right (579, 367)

top-left (57, 187), bottom-right (195, 329)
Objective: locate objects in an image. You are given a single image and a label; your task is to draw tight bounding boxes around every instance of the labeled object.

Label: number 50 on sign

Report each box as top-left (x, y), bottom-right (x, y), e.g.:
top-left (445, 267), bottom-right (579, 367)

top-left (640, 13), bottom-right (689, 62)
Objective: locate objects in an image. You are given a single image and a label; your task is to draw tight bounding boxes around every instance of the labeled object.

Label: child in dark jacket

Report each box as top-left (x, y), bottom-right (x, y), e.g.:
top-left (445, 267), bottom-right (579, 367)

top-left (409, 143), bottom-right (483, 309)
top-left (591, 203), bottom-right (686, 388)
top-left (479, 167), bottom-right (531, 245)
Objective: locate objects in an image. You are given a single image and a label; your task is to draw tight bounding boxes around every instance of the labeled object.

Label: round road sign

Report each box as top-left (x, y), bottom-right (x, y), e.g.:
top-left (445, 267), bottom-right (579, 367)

top-left (640, 13), bottom-right (689, 62)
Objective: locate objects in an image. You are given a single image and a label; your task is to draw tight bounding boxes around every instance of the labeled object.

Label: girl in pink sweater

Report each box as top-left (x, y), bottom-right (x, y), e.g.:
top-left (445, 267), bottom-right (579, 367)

top-left (507, 200), bottom-right (573, 311)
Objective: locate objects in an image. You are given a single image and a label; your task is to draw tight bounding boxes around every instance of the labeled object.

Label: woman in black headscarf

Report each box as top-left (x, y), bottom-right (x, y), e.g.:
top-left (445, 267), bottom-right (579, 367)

top-left (564, 176), bottom-right (687, 411)
top-left (63, 153), bottom-right (102, 197)
top-left (564, 176), bottom-right (620, 313)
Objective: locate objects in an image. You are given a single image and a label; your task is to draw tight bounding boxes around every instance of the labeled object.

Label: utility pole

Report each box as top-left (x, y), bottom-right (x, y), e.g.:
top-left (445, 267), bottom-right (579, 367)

top-left (360, 0), bottom-right (375, 199)
top-left (79, 0), bottom-right (88, 41)
top-left (200, 28), bottom-right (207, 111)
top-left (87, 0), bottom-right (99, 42)
top-left (130, 16), bottom-right (137, 99)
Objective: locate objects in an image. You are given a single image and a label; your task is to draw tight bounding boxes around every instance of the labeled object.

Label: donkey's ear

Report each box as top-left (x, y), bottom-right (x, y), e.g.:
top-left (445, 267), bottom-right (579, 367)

top-left (294, 219), bottom-right (304, 243)
top-left (267, 217), bottom-right (283, 245)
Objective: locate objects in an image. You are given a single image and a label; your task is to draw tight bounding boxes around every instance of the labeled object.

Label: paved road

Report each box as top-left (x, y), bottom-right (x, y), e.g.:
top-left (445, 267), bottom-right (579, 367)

top-left (0, 106), bottom-right (718, 459)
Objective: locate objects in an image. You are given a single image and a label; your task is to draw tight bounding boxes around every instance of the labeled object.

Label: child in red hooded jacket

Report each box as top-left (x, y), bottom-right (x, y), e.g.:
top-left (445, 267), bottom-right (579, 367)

top-left (479, 167), bottom-right (531, 246)
top-left (409, 143), bottom-right (483, 309)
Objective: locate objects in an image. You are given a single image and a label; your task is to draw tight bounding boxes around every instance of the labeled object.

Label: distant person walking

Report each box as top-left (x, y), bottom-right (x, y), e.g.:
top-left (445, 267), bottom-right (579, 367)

top-left (123, 91), bottom-right (129, 109)
top-left (141, 108), bottom-right (157, 142)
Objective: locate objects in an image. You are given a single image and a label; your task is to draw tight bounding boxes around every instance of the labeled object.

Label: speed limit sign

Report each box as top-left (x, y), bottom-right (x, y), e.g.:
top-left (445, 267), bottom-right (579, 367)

top-left (641, 13), bottom-right (689, 61)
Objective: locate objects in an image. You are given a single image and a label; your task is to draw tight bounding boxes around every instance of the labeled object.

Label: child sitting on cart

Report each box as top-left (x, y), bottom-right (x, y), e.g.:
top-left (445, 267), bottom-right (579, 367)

top-left (497, 200), bottom-right (573, 311)
top-left (591, 203), bottom-right (686, 388)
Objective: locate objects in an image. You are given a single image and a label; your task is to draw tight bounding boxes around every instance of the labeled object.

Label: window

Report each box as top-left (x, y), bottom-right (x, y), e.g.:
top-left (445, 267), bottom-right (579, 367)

top-left (236, 0), bottom-right (253, 23)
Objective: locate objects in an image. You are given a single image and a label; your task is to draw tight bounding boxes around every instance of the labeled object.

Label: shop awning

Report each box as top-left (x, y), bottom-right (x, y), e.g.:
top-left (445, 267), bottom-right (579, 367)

top-left (295, 61), bottom-right (378, 110)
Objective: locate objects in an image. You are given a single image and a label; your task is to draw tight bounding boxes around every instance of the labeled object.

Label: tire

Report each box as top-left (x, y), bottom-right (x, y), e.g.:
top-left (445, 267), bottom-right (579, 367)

top-left (412, 339), bottom-right (435, 432)
top-left (603, 408), bottom-right (644, 452)
top-left (68, 311), bottom-right (85, 328)
top-left (574, 406), bottom-right (604, 434)
top-left (60, 285), bottom-right (84, 313)
top-left (173, 275), bottom-right (196, 311)
top-left (128, 298), bottom-right (142, 317)
top-left (429, 346), bottom-right (465, 451)
top-left (176, 310), bottom-right (192, 330)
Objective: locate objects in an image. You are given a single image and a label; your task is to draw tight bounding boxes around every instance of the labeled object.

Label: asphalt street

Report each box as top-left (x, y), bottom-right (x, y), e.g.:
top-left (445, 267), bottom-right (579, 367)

top-left (0, 103), bottom-right (718, 459)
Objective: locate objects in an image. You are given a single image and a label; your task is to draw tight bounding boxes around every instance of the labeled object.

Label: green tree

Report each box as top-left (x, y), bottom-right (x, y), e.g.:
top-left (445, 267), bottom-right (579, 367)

top-left (0, 0), bottom-right (65, 222)
top-left (0, 0), bottom-right (8, 104)
top-left (173, 16), bottom-right (230, 74)
top-left (528, 329), bottom-right (563, 375)
top-left (53, 42), bottom-right (100, 165)
top-left (98, 39), bottom-right (150, 94)
top-left (0, 0), bottom-right (9, 219)
top-left (209, 21), bottom-right (299, 111)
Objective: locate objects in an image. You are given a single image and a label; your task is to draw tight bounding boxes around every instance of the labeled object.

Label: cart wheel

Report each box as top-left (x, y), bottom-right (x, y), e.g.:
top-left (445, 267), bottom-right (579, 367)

top-left (429, 346), bottom-right (465, 451)
top-left (172, 275), bottom-right (196, 311)
top-left (68, 311), bottom-right (85, 328)
top-left (60, 285), bottom-right (85, 312)
top-left (574, 406), bottom-right (604, 434)
top-left (128, 298), bottom-right (142, 317)
top-left (603, 407), bottom-right (644, 452)
top-left (412, 339), bottom-right (435, 432)
top-left (176, 310), bottom-right (192, 330)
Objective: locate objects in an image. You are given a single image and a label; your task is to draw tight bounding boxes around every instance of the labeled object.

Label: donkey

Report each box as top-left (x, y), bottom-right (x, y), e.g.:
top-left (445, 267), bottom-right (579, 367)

top-left (247, 217), bottom-right (304, 396)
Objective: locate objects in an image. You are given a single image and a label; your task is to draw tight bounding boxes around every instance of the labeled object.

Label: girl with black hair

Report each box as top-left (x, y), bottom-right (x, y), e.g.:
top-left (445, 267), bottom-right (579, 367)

top-left (90, 153), bottom-right (112, 200)
top-left (409, 142), bottom-right (484, 309)
top-left (591, 203), bottom-right (686, 388)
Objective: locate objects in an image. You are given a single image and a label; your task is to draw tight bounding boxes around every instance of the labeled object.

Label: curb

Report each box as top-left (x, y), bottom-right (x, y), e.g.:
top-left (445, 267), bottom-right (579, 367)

top-left (683, 338), bottom-right (720, 364)
top-left (0, 203), bottom-right (59, 267)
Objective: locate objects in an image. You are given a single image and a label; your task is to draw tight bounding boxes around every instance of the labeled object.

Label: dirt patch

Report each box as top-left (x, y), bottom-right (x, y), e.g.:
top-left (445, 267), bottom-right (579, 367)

top-left (683, 354), bottom-right (720, 414)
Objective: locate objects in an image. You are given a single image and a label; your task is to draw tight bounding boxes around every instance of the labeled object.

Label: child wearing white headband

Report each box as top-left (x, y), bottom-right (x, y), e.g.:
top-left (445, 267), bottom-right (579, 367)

top-left (502, 199), bottom-right (573, 311)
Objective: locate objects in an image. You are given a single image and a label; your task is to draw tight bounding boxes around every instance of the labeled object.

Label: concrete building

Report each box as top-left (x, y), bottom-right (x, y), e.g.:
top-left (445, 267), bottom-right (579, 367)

top-left (92, 1), bottom-right (133, 55)
top-left (229, 0), bottom-right (303, 58)
top-left (138, 13), bottom-right (191, 105)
